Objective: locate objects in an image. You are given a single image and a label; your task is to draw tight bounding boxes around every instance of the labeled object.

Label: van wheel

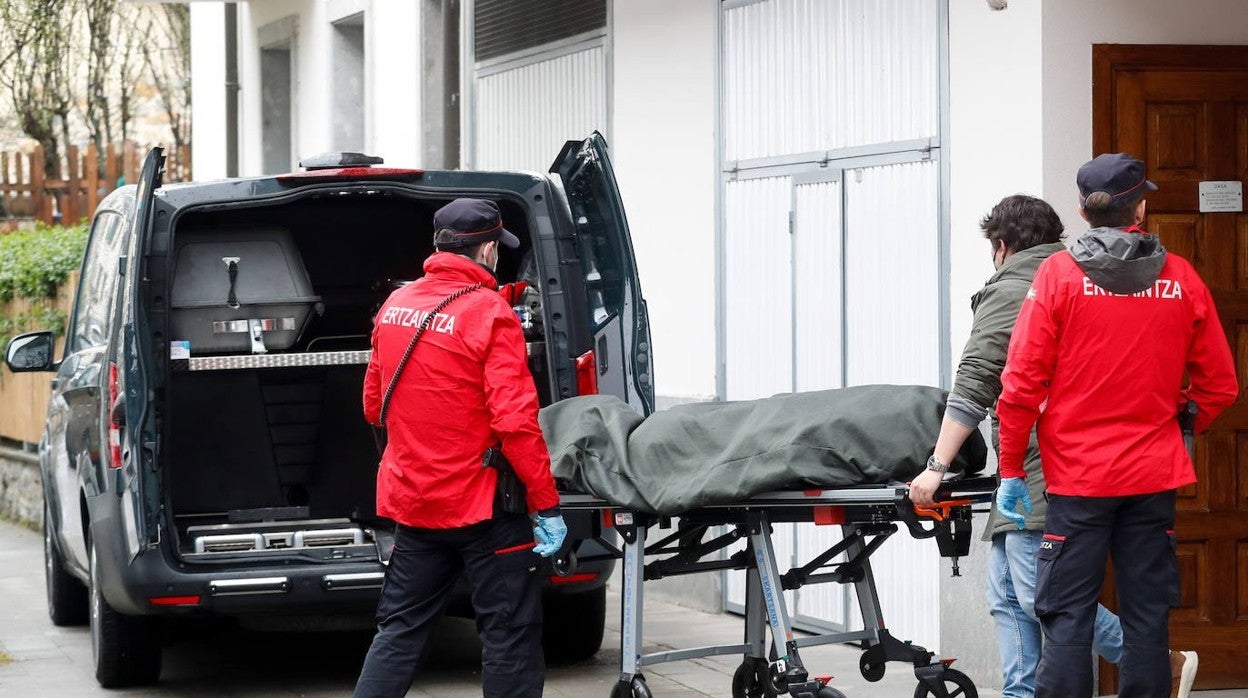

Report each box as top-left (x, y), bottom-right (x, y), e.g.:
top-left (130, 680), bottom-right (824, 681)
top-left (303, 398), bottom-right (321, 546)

top-left (89, 542), bottom-right (161, 687)
top-left (44, 505), bottom-right (88, 626)
top-left (543, 586), bottom-right (606, 663)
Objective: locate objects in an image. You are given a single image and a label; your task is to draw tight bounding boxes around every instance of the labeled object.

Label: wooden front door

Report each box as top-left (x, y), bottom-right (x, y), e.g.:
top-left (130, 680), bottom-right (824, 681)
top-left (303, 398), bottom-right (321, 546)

top-left (1094, 44), bottom-right (1248, 691)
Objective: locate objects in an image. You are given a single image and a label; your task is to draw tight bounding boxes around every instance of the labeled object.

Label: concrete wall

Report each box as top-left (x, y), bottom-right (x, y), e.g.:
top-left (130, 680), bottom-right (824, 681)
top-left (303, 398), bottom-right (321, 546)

top-left (0, 449), bottom-right (41, 528)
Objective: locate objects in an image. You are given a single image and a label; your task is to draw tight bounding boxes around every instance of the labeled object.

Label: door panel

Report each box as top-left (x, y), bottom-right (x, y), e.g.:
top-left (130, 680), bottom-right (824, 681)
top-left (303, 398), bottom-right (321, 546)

top-left (794, 176), bottom-right (844, 393)
top-left (723, 175), bottom-right (793, 402)
top-left (592, 314), bottom-right (627, 402)
top-left (1095, 44), bottom-right (1248, 691)
top-left (844, 159), bottom-right (940, 388)
top-left (550, 133), bottom-right (654, 414)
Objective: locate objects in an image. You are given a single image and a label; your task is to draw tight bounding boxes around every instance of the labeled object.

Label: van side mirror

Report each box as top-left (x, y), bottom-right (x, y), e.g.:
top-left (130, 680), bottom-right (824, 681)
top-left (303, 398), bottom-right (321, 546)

top-left (5, 331), bottom-right (56, 372)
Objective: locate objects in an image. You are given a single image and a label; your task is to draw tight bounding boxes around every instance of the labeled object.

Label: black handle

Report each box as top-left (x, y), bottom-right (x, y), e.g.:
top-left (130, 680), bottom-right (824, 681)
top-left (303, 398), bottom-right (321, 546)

top-left (1179, 400), bottom-right (1198, 457)
top-left (226, 259), bottom-right (240, 309)
top-left (1178, 400), bottom-right (1198, 435)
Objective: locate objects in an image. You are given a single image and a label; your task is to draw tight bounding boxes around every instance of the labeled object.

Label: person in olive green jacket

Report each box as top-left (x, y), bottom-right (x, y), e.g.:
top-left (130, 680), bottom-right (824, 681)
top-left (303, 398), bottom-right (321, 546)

top-left (909, 195), bottom-right (1137, 698)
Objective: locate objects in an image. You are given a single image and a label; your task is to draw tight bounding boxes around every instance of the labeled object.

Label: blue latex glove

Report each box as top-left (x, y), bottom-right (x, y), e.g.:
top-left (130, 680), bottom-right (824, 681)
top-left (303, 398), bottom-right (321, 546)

top-left (996, 477), bottom-right (1033, 530)
top-left (532, 514), bottom-right (568, 557)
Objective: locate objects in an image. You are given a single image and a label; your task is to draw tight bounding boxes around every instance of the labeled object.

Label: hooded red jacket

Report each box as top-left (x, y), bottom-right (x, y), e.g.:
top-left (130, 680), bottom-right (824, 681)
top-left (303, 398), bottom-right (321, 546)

top-left (997, 231), bottom-right (1238, 497)
top-left (363, 252), bottom-right (560, 528)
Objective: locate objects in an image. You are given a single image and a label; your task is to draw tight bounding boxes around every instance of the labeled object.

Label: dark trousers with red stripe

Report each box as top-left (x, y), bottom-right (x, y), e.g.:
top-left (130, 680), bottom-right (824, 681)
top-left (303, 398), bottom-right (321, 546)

top-left (1034, 492), bottom-right (1179, 698)
top-left (353, 514), bottom-right (544, 698)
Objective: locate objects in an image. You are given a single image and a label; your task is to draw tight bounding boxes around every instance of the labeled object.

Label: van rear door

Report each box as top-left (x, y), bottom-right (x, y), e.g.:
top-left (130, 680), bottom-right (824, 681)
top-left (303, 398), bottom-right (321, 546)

top-left (550, 133), bottom-right (654, 415)
top-left (118, 147), bottom-right (165, 559)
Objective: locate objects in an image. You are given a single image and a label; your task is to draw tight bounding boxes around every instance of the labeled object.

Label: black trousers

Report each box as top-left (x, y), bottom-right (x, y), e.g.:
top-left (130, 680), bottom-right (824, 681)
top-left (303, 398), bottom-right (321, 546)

top-left (1034, 492), bottom-right (1179, 698)
top-left (353, 514), bottom-right (544, 698)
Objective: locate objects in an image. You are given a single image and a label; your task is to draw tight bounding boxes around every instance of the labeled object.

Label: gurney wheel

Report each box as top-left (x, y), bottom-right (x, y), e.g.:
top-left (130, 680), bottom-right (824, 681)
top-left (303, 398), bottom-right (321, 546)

top-left (913, 667), bottom-right (977, 698)
top-left (731, 659), bottom-right (778, 698)
top-left (610, 675), bottom-right (653, 698)
top-left (859, 651), bottom-right (886, 682)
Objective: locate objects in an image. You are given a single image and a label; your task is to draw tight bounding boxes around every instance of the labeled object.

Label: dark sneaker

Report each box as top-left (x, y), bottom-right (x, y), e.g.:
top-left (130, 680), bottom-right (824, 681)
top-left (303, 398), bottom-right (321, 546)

top-left (1169, 650), bottom-right (1198, 698)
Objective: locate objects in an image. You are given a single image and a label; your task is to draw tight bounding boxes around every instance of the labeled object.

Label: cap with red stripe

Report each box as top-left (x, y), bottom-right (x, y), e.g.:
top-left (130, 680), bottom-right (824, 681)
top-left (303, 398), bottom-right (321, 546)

top-left (432, 198), bottom-right (520, 250)
top-left (1077, 153), bottom-right (1158, 204)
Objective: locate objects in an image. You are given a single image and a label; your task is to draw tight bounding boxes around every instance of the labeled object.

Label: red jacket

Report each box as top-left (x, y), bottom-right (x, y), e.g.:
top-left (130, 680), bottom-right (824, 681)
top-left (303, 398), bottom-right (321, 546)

top-left (997, 238), bottom-right (1238, 496)
top-left (363, 252), bottom-right (560, 528)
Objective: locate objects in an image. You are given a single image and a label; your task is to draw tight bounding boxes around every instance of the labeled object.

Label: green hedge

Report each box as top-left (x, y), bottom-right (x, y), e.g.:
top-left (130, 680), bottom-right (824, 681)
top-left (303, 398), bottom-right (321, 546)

top-left (0, 222), bottom-right (89, 348)
top-left (0, 222), bottom-right (89, 302)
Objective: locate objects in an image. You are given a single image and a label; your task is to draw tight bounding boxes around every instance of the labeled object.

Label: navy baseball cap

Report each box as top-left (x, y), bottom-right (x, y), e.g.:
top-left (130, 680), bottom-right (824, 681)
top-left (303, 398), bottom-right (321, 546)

top-left (432, 198), bottom-right (520, 250)
top-left (1076, 153), bottom-right (1157, 203)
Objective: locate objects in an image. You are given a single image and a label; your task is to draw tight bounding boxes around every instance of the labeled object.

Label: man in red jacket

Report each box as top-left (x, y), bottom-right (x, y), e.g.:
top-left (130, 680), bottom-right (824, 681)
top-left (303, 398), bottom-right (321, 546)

top-left (353, 198), bottom-right (566, 698)
top-left (996, 154), bottom-right (1238, 698)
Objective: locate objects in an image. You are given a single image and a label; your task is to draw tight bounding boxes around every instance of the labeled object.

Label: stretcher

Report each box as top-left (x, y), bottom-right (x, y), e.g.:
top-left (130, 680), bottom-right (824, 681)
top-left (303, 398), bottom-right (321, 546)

top-left (556, 475), bottom-right (999, 698)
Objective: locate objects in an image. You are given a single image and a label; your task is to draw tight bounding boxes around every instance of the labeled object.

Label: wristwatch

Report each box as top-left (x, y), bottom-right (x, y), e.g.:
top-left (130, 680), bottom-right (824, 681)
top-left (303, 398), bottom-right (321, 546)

top-left (925, 453), bottom-right (950, 473)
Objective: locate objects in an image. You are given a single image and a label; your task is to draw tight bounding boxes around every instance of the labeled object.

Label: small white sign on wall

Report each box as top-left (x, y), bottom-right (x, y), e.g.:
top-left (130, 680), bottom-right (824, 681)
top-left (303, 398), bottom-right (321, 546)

top-left (1198, 181), bottom-right (1243, 213)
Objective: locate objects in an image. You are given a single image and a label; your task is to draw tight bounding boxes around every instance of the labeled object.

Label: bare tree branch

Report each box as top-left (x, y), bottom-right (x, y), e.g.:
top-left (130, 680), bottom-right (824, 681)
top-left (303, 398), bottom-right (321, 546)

top-left (84, 0), bottom-right (118, 158)
top-left (0, 0), bottom-right (79, 176)
top-left (140, 3), bottom-right (191, 154)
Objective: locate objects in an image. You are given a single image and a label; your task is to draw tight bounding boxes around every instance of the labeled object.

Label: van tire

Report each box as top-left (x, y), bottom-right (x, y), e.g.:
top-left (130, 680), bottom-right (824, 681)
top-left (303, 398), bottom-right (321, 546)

top-left (89, 542), bottom-right (161, 687)
top-left (45, 505), bottom-right (88, 626)
top-left (542, 586), bottom-right (606, 663)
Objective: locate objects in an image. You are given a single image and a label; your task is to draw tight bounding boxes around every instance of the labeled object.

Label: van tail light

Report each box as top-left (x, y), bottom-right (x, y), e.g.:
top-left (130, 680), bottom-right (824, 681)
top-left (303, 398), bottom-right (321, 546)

top-left (575, 350), bottom-right (598, 396)
top-left (108, 362), bottom-right (122, 469)
top-left (548, 573), bottom-right (598, 585)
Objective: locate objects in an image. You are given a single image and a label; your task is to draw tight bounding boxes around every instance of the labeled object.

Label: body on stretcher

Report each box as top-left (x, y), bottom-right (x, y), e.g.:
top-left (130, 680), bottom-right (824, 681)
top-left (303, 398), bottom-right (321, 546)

top-left (553, 476), bottom-right (999, 698)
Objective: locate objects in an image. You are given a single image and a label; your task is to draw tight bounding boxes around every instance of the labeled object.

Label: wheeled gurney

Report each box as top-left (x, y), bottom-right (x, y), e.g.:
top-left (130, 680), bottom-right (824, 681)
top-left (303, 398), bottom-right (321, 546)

top-left (556, 476), bottom-right (999, 698)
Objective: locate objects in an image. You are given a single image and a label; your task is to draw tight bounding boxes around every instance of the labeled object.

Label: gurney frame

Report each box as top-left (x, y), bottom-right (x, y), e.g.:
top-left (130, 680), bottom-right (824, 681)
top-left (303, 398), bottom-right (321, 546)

top-left (559, 476), bottom-right (998, 698)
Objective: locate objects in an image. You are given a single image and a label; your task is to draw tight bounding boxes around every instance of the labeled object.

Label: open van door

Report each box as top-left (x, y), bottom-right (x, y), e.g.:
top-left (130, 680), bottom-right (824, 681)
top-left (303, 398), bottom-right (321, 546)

top-left (118, 147), bottom-right (165, 560)
top-left (551, 133), bottom-right (655, 415)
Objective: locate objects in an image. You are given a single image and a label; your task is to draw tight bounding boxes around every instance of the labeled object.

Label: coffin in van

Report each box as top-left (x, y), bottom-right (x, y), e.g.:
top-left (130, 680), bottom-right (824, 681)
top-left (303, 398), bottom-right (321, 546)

top-left (171, 228), bottom-right (322, 354)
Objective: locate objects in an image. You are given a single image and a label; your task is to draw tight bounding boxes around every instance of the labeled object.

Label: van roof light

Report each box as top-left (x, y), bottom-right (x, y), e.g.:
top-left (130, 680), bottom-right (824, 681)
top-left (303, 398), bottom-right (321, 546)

top-left (299, 152), bottom-right (385, 170)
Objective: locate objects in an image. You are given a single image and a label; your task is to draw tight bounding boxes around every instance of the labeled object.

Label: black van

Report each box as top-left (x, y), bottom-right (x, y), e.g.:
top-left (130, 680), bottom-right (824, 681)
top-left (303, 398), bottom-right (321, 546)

top-left (4, 133), bottom-right (653, 687)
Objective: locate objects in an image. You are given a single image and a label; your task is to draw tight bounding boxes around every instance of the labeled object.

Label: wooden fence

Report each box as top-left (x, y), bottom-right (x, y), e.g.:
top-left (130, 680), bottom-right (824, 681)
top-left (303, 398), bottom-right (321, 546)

top-left (0, 142), bottom-right (191, 226)
top-left (0, 273), bottom-right (76, 445)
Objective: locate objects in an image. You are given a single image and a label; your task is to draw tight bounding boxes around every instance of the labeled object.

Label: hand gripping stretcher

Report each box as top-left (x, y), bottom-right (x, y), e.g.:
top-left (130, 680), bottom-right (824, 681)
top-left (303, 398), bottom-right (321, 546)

top-left (556, 475), bottom-right (998, 698)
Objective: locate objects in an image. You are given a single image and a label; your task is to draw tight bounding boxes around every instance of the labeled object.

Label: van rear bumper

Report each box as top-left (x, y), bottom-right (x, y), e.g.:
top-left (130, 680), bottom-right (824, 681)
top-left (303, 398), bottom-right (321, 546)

top-left (93, 526), bottom-right (613, 617)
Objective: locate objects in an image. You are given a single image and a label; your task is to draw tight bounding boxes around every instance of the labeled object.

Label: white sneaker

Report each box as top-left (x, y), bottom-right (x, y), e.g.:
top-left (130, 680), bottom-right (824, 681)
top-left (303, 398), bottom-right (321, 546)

top-left (1169, 650), bottom-right (1198, 698)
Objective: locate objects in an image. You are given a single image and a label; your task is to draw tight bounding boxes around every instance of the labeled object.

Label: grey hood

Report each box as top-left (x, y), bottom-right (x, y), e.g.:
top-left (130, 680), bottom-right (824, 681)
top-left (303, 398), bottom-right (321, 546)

top-left (1069, 227), bottom-right (1167, 294)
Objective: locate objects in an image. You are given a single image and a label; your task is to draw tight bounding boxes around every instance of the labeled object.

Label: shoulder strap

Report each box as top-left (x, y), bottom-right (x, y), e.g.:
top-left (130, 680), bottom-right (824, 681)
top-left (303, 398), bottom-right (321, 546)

top-left (379, 283), bottom-right (486, 427)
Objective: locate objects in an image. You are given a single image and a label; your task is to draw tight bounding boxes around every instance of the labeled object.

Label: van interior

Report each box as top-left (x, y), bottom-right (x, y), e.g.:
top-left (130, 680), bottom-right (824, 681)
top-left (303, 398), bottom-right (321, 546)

top-left (162, 192), bottom-right (547, 560)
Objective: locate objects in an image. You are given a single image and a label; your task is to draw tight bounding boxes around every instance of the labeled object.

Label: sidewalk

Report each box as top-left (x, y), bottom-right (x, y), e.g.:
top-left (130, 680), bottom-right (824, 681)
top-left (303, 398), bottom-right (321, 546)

top-left (0, 517), bottom-right (958, 697)
top-left (2, 517), bottom-right (1241, 697)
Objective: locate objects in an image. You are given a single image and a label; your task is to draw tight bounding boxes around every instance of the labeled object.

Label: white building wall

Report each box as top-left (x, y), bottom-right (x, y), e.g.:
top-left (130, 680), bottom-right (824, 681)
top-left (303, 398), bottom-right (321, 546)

top-left (945, 3), bottom-right (1044, 689)
top-left (241, 1), bottom-right (312, 175)
top-left (1040, 0), bottom-right (1248, 232)
top-left (612, 1), bottom-right (719, 403)
top-left (238, 0), bottom-right (421, 175)
top-left (368, 1), bottom-right (421, 166)
top-left (190, 3), bottom-right (228, 182)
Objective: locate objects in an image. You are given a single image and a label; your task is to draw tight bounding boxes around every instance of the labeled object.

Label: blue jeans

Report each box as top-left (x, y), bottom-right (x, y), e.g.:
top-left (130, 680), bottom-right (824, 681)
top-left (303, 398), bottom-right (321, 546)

top-left (988, 529), bottom-right (1124, 698)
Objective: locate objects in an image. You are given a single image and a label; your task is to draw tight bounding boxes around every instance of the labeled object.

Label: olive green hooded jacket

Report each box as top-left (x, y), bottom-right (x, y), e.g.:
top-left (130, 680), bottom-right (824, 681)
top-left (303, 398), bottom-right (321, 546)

top-left (945, 241), bottom-right (1067, 539)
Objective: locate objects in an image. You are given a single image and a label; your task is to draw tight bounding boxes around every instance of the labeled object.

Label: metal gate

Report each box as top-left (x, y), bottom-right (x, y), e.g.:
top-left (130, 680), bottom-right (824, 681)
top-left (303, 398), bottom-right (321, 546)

top-left (718, 0), bottom-right (948, 650)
